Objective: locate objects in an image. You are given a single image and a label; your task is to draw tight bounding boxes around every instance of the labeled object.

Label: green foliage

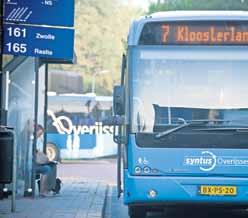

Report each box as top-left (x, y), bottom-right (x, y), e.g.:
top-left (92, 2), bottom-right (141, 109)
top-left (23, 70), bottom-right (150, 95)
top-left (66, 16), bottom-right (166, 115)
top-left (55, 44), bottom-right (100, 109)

top-left (51, 0), bottom-right (141, 95)
top-left (148, 0), bottom-right (248, 13)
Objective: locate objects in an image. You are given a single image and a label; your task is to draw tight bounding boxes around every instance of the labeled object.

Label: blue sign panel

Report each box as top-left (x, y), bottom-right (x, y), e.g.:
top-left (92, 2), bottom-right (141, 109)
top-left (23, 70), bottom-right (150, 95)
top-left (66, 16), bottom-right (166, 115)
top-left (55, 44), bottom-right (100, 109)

top-left (4, 0), bottom-right (74, 27)
top-left (3, 24), bottom-right (74, 60)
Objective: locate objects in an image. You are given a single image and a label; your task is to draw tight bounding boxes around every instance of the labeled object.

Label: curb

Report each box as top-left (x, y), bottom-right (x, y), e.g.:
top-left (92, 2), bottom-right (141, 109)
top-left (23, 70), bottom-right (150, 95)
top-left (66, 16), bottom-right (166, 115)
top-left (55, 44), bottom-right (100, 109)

top-left (101, 184), bottom-right (108, 218)
top-left (86, 183), bottom-right (109, 218)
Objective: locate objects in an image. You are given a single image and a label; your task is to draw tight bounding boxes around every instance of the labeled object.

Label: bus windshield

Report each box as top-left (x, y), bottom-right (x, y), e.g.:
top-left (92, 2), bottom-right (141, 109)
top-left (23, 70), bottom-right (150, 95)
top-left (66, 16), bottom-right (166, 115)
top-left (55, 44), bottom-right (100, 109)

top-left (132, 46), bottom-right (248, 133)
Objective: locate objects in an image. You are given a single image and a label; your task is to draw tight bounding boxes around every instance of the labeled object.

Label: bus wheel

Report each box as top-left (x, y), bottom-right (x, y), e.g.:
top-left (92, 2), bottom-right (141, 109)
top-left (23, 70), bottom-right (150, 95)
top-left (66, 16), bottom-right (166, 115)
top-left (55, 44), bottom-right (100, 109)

top-left (46, 143), bottom-right (60, 162)
top-left (128, 206), bottom-right (146, 218)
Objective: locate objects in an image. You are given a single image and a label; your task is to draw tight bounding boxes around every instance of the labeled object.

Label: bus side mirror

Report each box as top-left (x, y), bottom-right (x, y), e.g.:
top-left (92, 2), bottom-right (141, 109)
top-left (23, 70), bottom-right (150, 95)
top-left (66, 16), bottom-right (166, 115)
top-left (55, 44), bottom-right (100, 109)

top-left (113, 85), bottom-right (125, 116)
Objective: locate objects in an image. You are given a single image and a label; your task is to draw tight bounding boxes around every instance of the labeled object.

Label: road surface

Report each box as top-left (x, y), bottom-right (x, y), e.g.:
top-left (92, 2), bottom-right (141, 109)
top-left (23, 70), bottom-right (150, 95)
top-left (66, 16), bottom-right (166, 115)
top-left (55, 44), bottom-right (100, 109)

top-left (57, 158), bottom-right (117, 185)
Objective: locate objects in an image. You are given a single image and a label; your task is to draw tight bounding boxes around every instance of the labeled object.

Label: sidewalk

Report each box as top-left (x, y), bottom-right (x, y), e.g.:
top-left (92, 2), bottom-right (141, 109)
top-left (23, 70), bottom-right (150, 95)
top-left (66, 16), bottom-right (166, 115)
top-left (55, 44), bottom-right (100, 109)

top-left (0, 179), bottom-right (108, 218)
top-left (104, 186), bottom-right (128, 218)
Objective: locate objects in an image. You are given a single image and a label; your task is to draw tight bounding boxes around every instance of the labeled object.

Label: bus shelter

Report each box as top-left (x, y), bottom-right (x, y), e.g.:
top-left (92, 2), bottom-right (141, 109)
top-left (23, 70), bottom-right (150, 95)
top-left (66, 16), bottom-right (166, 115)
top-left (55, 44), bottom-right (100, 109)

top-left (0, 54), bottom-right (76, 201)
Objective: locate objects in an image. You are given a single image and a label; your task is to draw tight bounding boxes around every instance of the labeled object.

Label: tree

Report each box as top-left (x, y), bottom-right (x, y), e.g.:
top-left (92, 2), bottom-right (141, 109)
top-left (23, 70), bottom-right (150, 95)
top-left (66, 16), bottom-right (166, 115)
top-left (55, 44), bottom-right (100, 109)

top-left (51, 0), bottom-right (141, 95)
top-left (148, 0), bottom-right (248, 13)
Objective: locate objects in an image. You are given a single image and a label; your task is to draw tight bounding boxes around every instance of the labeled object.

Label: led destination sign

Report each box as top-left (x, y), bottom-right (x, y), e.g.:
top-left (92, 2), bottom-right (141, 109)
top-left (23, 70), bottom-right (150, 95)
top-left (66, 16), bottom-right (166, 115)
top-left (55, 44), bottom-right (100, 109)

top-left (139, 21), bottom-right (248, 45)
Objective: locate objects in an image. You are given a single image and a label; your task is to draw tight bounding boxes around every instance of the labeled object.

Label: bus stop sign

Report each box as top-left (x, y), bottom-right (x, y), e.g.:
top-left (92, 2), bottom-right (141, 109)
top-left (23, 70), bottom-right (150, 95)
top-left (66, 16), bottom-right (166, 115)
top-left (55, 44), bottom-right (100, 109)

top-left (3, 24), bottom-right (74, 60)
top-left (4, 0), bottom-right (74, 27)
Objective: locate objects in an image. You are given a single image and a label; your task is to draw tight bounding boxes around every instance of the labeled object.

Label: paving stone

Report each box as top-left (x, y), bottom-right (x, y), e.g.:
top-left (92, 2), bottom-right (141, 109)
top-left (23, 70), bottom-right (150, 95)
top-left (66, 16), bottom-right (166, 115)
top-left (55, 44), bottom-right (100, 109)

top-left (0, 180), bottom-right (108, 218)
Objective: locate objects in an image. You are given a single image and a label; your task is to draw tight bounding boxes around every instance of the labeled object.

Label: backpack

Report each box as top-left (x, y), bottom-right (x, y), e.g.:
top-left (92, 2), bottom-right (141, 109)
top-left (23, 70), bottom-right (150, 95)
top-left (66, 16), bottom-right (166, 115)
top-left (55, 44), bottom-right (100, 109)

top-left (37, 178), bottom-right (62, 194)
top-left (52, 178), bottom-right (62, 194)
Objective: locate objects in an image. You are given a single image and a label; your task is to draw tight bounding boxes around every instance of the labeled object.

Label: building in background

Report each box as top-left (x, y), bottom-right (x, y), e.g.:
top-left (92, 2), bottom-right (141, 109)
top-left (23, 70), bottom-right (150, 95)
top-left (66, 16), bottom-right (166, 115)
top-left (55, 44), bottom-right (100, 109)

top-left (48, 70), bottom-right (84, 95)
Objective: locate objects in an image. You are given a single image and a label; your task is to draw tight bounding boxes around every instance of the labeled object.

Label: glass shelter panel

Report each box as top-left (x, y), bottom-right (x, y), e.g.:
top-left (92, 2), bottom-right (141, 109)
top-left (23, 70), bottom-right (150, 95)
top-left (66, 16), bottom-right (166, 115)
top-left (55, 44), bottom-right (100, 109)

top-left (7, 58), bottom-right (35, 195)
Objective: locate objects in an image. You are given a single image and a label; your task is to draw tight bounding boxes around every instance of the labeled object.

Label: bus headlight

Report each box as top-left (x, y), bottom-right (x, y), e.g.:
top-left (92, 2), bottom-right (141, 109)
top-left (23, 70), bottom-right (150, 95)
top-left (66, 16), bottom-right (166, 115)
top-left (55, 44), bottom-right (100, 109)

top-left (134, 166), bottom-right (142, 174)
top-left (148, 189), bottom-right (157, 198)
top-left (144, 166), bottom-right (151, 174)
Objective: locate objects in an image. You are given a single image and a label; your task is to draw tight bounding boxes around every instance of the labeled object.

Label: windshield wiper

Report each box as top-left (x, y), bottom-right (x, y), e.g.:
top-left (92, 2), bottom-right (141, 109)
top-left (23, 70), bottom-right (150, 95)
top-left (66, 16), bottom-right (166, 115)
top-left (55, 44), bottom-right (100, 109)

top-left (195, 127), bottom-right (248, 132)
top-left (155, 123), bottom-right (191, 139)
top-left (155, 119), bottom-right (232, 139)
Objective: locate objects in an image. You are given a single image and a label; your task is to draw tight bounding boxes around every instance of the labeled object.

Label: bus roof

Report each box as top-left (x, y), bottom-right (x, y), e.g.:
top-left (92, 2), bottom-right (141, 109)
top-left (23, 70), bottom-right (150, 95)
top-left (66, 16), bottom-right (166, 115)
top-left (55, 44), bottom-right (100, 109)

top-left (48, 95), bottom-right (96, 113)
top-left (96, 96), bottom-right (113, 102)
top-left (128, 11), bottom-right (248, 46)
top-left (150, 11), bottom-right (248, 20)
top-left (48, 95), bottom-right (113, 113)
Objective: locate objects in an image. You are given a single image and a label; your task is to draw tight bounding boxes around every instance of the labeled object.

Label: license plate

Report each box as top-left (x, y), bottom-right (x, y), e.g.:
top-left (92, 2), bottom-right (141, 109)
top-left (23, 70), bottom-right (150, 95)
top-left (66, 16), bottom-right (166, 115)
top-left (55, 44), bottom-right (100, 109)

top-left (200, 185), bottom-right (237, 196)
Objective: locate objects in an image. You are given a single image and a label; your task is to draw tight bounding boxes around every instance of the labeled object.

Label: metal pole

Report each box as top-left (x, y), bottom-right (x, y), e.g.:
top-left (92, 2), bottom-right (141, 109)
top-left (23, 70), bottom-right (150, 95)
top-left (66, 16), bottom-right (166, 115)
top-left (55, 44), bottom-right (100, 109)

top-left (0, 0), bottom-right (4, 123)
top-left (2, 72), bottom-right (15, 212)
top-left (91, 73), bottom-right (96, 93)
top-left (31, 58), bottom-right (39, 198)
top-left (0, 0), bottom-right (4, 201)
top-left (1, 2), bottom-right (16, 211)
top-left (2, 71), bottom-right (9, 111)
top-left (11, 129), bottom-right (16, 212)
top-left (0, 0), bottom-right (3, 73)
top-left (43, 63), bottom-right (48, 154)
top-left (0, 0), bottom-right (3, 79)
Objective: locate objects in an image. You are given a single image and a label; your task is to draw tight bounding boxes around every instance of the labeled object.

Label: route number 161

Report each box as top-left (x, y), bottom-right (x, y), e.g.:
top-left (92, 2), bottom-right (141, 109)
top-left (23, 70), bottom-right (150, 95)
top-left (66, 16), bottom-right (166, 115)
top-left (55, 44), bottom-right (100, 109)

top-left (7, 27), bottom-right (27, 38)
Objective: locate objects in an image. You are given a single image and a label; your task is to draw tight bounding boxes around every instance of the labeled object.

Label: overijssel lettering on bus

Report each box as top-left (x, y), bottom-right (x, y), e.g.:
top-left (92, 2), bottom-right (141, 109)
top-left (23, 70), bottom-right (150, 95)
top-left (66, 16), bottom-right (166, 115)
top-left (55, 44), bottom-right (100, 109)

top-left (48, 110), bottom-right (113, 135)
top-left (46, 95), bottom-right (116, 160)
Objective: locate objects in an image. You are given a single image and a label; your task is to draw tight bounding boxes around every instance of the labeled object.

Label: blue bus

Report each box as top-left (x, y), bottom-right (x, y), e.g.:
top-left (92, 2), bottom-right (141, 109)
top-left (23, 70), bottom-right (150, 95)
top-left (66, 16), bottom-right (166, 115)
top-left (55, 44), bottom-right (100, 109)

top-left (113, 11), bottom-right (248, 217)
top-left (46, 94), bottom-right (116, 160)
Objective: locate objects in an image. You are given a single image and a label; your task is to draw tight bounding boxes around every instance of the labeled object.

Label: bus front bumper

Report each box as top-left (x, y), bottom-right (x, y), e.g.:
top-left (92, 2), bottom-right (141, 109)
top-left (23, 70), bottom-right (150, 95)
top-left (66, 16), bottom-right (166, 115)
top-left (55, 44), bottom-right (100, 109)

top-left (124, 170), bottom-right (248, 205)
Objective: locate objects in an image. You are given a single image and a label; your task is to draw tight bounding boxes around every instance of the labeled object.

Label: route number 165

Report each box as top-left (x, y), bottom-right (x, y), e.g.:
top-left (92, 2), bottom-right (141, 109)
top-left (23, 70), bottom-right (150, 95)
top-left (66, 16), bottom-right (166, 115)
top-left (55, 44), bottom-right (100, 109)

top-left (6, 43), bottom-right (27, 54)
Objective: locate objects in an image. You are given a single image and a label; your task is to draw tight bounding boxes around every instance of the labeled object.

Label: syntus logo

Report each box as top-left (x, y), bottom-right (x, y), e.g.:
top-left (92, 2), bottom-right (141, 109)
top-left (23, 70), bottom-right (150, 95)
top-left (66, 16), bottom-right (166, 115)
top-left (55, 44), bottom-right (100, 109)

top-left (184, 151), bottom-right (248, 172)
top-left (184, 151), bottom-right (217, 172)
top-left (48, 110), bottom-right (114, 135)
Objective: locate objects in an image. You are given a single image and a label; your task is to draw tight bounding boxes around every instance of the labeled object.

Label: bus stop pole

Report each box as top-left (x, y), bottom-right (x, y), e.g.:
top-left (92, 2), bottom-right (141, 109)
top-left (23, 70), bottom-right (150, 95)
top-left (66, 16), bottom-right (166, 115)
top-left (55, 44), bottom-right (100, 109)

top-left (11, 129), bottom-right (16, 212)
top-left (31, 58), bottom-right (40, 198)
top-left (0, 2), bottom-right (16, 211)
top-left (1, 72), bottom-right (16, 213)
top-left (2, 72), bottom-right (16, 212)
top-left (0, 0), bottom-right (4, 119)
top-left (43, 63), bottom-right (48, 153)
top-left (0, 0), bottom-right (4, 200)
